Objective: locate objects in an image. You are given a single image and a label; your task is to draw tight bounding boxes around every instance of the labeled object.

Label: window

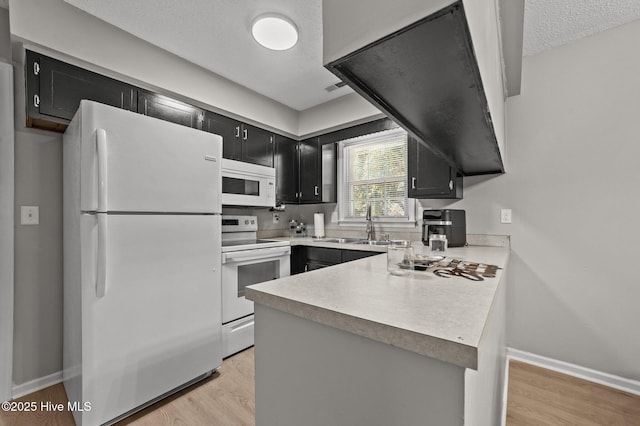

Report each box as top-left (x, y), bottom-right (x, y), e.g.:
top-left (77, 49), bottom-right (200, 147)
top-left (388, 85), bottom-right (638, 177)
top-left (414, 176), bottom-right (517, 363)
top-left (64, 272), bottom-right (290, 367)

top-left (338, 128), bottom-right (415, 223)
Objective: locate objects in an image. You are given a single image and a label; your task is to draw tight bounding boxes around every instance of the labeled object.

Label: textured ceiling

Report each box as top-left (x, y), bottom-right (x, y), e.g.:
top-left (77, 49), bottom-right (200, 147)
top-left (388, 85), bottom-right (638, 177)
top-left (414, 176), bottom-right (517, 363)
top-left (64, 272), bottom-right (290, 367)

top-left (523, 0), bottom-right (640, 56)
top-left (60, 0), bottom-right (640, 110)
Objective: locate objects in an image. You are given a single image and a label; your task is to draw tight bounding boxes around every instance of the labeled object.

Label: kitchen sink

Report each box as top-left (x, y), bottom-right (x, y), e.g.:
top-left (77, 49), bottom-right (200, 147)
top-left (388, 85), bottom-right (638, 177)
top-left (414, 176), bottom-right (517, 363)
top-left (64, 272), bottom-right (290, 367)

top-left (355, 240), bottom-right (393, 246)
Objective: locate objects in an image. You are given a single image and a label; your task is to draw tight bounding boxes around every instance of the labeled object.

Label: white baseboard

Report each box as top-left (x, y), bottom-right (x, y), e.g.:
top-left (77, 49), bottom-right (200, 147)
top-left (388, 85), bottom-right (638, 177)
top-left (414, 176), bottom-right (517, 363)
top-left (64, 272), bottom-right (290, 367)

top-left (507, 348), bottom-right (640, 396)
top-left (12, 370), bottom-right (63, 400)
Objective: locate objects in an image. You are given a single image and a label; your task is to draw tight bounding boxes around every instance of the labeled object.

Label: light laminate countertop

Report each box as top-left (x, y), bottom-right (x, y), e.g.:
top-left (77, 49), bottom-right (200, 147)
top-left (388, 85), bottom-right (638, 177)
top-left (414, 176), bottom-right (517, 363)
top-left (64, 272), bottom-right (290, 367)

top-left (246, 243), bottom-right (509, 370)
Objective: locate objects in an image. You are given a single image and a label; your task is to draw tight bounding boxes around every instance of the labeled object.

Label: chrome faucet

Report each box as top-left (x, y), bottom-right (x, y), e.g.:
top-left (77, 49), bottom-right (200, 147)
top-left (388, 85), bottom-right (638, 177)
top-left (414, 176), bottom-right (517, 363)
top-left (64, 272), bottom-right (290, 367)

top-left (365, 203), bottom-right (374, 241)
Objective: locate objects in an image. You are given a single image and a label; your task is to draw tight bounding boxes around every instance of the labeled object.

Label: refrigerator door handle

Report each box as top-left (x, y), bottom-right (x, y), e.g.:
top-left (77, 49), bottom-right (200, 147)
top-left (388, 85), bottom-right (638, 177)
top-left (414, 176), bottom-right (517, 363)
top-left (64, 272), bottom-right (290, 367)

top-left (96, 213), bottom-right (107, 298)
top-left (96, 128), bottom-right (108, 213)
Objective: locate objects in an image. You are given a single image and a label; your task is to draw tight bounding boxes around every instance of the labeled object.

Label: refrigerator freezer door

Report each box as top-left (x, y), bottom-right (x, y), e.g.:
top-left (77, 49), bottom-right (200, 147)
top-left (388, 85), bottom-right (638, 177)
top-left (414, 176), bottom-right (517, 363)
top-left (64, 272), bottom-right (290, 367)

top-left (76, 213), bottom-right (222, 425)
top-left (74, 101), bottom-right (222, 214)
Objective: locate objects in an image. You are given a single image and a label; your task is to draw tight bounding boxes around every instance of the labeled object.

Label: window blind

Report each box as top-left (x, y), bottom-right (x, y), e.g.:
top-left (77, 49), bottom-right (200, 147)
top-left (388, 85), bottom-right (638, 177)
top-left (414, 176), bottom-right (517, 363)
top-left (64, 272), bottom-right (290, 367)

top-left (342, 128), bottom-right (408, 219)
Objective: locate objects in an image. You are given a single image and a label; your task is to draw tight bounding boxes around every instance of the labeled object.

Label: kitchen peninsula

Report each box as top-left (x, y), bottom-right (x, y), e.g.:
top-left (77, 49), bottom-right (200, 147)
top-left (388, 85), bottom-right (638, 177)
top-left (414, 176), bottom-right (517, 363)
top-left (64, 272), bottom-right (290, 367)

top-left (246, 243), bottom-right (509, 426)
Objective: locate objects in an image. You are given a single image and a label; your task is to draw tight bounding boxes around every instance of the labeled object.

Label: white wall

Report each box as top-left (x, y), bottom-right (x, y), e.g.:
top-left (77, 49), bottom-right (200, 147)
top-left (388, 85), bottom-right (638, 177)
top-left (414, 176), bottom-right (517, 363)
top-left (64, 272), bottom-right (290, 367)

top-left (428, 19), bottom-right (640, 380)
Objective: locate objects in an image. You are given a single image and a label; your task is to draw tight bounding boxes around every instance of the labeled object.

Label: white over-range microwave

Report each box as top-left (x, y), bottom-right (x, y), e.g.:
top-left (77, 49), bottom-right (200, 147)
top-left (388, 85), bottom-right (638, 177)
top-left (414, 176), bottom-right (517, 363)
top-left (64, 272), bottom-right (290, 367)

top-left (221, 159), bottom-right (276, 207)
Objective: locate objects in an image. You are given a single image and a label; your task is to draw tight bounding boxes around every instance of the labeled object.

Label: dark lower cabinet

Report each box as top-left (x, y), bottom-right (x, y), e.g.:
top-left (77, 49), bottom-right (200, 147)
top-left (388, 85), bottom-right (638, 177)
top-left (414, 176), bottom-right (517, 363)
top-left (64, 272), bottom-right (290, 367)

top-left (291, 246), bottom-right (307, 275)
top-left (291, 246), bottom-right (379, 275)
top-left (26, 50), bottom-right (137, 131)
top-left (137, 90), bottom-right (203, 129)
top-left (408, 136), bottom-right (463, 199)
top-left (341, 249), bottom-right (379, 263)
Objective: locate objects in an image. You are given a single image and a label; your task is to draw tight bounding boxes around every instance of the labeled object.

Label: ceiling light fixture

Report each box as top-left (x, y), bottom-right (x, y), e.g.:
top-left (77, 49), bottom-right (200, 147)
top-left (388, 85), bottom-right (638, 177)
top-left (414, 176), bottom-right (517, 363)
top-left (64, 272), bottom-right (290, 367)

top-left (251, 14), bottom-right (298, 51)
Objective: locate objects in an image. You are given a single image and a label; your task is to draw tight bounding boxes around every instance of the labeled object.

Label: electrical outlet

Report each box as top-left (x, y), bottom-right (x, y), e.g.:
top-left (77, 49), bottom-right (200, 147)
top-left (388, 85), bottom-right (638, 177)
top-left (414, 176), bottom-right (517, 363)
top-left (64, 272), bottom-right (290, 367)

top-left (272, 213), bottom-right (280, 224)
top-left (21, 206), bottom-right (39, 225)
top-left (500, 208), bottom-right (512, 224)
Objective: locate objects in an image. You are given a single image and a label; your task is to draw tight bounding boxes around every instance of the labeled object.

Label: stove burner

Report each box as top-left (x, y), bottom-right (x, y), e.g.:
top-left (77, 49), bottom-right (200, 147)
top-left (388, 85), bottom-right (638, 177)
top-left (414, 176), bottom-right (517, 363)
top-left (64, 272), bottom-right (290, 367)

top-left (433, 258), bottom-right (500, 281)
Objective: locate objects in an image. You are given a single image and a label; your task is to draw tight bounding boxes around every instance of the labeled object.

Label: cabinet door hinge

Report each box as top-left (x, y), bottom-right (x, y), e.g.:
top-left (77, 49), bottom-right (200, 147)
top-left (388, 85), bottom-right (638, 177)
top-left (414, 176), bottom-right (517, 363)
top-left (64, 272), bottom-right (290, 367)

top-left (33, 94), bottom-right (40, 108)
top-left (33, 62), bottom-right (40, 76)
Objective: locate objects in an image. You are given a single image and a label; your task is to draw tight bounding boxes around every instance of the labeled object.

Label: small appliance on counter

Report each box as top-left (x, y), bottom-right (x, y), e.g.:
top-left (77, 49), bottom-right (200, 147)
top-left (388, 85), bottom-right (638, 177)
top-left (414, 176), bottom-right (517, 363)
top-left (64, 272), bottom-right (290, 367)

top-left (422, 209), bottom-right (466, 247)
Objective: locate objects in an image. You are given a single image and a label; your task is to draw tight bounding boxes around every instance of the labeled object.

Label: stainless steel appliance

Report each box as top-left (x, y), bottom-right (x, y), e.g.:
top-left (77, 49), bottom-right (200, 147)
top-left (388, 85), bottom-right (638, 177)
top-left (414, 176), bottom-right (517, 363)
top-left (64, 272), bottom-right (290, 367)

top-left (422, 209), bottom-right (467, 247)
top-left (63, 101), bottom-right (223, 425)
top-left (221, 215), bottom-right (290, 357)
top-left (221, 159), bottom-right (276, 207)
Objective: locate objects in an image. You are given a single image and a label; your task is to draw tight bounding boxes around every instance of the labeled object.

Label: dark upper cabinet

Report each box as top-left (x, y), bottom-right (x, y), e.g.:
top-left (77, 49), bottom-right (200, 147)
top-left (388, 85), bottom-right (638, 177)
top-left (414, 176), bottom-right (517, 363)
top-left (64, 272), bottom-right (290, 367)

top-left (26, 50), bottom-right (137, 131)
top-left (326, 2), bottom-right (504, 175)
top-left (274, 135), bottom-right (299, 204)
top-left (242, 123), bottom-right (274, 167)
top-left (203, 112), bottom-right (273, 167)
top-left (137, 90), bottom-right (203, 129)
top-left (296, 138), bottom-right (337, 204)
top-left (408, 136), bottom-right (462, 199)
top-left (203, 112), bottom-right (241, 159)
top-left (298, 138), bottom-right (320, 203)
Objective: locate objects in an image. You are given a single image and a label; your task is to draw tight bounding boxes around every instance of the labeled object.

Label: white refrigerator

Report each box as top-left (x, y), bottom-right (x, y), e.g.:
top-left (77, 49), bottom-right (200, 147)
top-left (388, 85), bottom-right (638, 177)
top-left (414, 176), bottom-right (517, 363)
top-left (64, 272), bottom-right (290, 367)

top-left (63, 100), bottom-right (223, 425)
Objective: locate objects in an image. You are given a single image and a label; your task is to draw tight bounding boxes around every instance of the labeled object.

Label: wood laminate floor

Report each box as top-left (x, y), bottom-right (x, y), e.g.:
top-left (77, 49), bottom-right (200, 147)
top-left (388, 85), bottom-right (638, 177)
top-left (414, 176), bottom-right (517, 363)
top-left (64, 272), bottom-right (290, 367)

top-left (2, 350), bottom-right (639, 425)
top-left (0, 348), bottom-right (255, 426)
top-left (506, 360), bottom-right (640, 425)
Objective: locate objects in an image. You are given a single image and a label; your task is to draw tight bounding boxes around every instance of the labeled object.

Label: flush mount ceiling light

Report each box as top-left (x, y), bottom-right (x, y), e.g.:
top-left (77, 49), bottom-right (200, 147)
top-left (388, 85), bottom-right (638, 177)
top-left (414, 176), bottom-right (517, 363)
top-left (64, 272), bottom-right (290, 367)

top-left (251, 14), bottom-right (298, 51)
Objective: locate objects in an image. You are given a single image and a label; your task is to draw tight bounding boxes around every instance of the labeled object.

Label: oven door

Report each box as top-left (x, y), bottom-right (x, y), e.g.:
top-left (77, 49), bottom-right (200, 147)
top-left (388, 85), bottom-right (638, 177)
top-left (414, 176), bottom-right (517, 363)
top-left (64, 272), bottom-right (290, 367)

top-left (221, 246), bottom-right (291, 323)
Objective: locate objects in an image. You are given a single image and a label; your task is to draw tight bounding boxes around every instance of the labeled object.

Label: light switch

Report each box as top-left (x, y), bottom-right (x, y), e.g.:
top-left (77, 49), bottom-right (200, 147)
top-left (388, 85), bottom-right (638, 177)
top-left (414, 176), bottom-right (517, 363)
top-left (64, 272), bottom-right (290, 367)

top-left (500, 208), bottom-right (512, 224)
top-left (21, 206), bottom-right (40, 225)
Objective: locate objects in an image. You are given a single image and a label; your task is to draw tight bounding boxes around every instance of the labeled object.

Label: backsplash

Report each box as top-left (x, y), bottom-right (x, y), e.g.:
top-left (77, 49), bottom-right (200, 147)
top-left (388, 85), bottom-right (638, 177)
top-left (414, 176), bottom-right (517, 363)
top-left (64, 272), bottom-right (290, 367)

top-left (227, 200), bottom-right (444, 241)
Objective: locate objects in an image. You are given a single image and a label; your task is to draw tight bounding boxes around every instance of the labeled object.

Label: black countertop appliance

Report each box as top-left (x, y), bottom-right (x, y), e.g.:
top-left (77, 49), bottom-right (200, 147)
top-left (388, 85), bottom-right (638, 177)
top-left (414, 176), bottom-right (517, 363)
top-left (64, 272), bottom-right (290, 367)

top-left (422, 209), bottom-right (466, 247)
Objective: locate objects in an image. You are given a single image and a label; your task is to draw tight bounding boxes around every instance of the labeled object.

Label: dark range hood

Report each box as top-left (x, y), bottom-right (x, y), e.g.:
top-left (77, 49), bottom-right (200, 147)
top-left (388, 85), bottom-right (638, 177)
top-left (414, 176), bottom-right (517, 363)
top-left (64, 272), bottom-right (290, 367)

top-left (326, 2), bottom-right (504, 176)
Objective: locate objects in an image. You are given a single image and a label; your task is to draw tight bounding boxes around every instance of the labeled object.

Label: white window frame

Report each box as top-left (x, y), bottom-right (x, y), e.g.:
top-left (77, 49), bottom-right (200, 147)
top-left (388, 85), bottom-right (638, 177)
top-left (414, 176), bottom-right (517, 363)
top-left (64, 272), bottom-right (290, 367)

top-left (337, 128), bottom-right (416, 227)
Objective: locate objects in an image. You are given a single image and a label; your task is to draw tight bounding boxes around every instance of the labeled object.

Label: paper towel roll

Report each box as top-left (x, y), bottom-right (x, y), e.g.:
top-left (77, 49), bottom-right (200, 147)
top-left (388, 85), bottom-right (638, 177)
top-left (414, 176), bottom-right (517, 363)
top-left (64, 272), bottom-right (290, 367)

top-left (314, 213), bottom-right (325, 238)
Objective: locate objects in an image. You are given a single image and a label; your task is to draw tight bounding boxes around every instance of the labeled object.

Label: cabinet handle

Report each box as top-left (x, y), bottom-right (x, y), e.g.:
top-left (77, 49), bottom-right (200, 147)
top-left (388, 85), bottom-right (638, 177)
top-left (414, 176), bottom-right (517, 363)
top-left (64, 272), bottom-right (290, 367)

top-left (314, 185), bottom-right (319, 196)
top-left (235, 126), bottom-right (240, 138)
top-left (243, 128), bottom-right (248, 140)
top-left (411, 177), bottom-right (417, 189)
top-left (449, 180), bottom-right (454, 190)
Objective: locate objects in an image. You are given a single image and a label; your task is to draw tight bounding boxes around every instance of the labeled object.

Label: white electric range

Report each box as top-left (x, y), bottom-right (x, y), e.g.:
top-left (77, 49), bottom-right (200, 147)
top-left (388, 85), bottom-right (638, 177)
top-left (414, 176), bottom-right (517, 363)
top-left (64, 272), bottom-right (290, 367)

top-left (221, 215), bottom-right (291, 357)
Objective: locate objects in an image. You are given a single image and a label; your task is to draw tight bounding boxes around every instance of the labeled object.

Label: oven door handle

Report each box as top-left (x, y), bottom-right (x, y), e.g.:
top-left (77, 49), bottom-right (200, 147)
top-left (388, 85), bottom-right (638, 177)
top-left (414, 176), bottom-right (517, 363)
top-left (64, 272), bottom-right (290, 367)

top-left (222, 247), bottom-right (291, 264)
